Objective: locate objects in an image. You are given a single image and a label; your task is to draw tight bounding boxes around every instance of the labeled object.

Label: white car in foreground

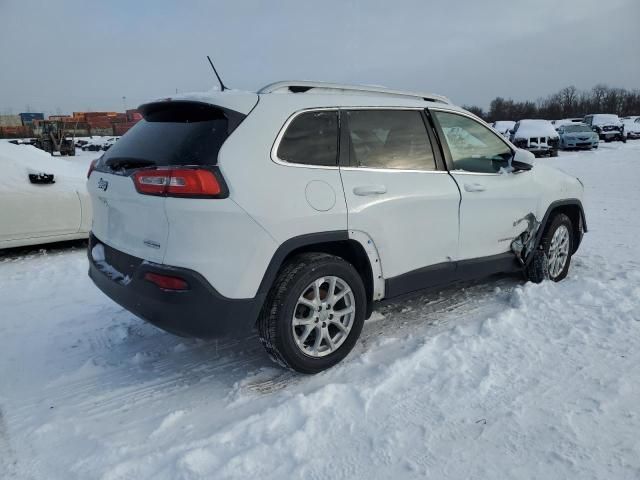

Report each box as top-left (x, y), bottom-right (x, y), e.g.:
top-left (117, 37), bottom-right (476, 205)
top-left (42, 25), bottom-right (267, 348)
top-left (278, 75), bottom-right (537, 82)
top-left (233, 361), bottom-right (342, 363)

top-left (0, 142), bottom-right (91, 249)
top-left (87, 81), bottom-right (586, 373)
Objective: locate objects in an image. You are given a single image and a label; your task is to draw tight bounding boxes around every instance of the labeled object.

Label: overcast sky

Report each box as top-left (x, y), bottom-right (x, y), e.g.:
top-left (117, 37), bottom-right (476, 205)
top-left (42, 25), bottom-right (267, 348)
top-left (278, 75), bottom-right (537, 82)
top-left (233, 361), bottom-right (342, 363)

top-left (1, 0), bottom-right (638, 114)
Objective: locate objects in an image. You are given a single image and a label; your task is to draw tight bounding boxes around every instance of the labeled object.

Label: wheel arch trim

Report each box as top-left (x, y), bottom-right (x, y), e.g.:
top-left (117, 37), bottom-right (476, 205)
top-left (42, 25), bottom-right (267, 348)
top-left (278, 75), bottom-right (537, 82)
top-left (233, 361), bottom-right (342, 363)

top-left (255, 230), bottom-right (378, 318)
top-left (528, 198), bottom-right (587, 265)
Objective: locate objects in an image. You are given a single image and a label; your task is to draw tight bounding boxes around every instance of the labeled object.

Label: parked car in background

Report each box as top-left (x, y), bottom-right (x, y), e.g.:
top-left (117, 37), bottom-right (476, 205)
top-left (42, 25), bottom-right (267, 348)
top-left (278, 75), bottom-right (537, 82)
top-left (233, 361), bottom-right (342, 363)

top-left (81, 138), bottom-right (103, 151)
top-left (81, 136), bottom-right (120, 151)
top-left (492, 120), bottom-right (515, 138)
top-left (510, 119), bottom-right (560, 157)
top-left (584, 114), bottom-right (626, 142)
top-left (557, 123), bottom-right (599, 150)
top-left (0, 142), bottom-right (91, 249)
top-left (86, 81), bottom-right (586, 373)
top-left (102, 137), bottom-right (118, 151)
top-left (621, 117), bottom-right (640, 139)
top-left (552, 118), bottom-right (583, 131)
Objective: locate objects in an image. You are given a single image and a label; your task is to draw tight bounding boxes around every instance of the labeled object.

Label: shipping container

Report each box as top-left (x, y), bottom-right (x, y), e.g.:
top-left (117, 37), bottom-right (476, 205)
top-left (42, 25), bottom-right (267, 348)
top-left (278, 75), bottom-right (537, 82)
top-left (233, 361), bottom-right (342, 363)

top-left (113, 122), bottom-right (138, 136)
top-left (84, 111), bottom-right (118, 118)
top-left (0, 114), bottom-right (22, 127)
top-left (19, 112), bottom-right (44, 125)
top-left (90, 127), bottom-right (114, 136)
top-left (0, 126), bottom-right (33, 138)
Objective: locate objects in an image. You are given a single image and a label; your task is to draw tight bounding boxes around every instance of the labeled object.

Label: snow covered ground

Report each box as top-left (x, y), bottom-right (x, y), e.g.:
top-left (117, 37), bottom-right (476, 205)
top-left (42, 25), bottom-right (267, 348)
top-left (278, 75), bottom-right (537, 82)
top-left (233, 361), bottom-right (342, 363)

top-left (1, 142), bottom-right (639, 479)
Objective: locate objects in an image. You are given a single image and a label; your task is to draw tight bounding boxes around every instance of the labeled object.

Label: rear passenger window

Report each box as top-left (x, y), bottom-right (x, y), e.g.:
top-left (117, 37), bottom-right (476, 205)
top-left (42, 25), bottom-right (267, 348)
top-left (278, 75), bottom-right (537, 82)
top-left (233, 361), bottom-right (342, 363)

top-left (346, 110), bottom-right (436, 170)
top-left (277, 111), bottom-right (338, 166)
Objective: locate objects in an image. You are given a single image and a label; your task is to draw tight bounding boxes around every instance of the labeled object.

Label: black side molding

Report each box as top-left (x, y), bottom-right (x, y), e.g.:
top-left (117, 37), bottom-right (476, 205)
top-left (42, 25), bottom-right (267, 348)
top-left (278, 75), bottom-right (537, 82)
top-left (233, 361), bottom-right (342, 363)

top-left (385, 252), bottom-right (521, 299)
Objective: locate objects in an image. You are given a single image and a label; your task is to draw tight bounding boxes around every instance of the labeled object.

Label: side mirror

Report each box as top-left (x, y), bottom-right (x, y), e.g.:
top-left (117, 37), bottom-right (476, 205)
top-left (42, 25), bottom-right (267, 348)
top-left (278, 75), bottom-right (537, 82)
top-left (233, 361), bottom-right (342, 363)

top-left (29, 172), bottom-right (55, 184)
top-left (511, 149), bottom-right (535, 171)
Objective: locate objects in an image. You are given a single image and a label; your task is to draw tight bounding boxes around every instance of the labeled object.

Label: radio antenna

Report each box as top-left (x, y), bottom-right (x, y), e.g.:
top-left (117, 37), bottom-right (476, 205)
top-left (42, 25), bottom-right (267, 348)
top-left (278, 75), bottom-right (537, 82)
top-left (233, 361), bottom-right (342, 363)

top-left (206, 55), bottom-right (228, 91)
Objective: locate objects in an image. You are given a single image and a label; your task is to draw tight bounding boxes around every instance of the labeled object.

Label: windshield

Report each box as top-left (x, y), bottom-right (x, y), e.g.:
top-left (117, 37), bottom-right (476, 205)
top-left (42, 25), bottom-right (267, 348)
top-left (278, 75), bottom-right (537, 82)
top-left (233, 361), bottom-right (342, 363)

top-left (102, 101), bottom-right (245, 168)
top-left (564, 125), bottom-right (592, 133)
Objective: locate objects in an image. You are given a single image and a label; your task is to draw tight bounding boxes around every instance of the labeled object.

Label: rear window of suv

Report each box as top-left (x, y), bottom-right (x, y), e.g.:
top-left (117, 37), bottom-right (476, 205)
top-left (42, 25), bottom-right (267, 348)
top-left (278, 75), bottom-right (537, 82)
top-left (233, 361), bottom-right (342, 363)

top-left (102, 101), bottom-right (245, 168)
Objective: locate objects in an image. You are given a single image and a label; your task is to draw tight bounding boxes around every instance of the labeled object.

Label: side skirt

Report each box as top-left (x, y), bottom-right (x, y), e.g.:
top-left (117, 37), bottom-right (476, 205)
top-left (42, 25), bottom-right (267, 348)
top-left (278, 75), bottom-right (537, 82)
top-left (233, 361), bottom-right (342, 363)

top-left (384, 253), bottom-right (521, 299)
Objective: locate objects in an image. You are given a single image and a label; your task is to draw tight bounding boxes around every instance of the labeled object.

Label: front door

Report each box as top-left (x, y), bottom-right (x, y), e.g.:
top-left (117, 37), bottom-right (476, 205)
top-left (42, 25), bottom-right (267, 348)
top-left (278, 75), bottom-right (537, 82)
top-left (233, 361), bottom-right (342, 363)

top-left (430, 109), bottom-right (539, 260)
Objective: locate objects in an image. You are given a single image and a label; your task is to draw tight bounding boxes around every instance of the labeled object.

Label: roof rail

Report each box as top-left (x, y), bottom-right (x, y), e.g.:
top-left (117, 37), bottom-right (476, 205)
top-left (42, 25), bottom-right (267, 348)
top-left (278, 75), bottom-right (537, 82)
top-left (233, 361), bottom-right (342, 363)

top-left (258, 81), bottom-right (451, 104)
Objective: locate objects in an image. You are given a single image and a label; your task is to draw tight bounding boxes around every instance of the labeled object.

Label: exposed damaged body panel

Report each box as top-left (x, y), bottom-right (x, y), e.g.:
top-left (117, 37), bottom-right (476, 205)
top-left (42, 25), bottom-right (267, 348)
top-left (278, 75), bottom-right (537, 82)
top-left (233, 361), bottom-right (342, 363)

top-left (511, 199), bottom-right (587, 267)
top-left (511, 212), bottom-right (541, 265)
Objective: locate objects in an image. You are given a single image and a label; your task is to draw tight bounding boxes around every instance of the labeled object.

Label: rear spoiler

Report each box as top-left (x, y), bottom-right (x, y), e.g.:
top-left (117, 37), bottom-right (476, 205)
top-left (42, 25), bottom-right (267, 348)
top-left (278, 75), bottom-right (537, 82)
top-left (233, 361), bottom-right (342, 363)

top-left (137, 100), bottom-right (249, 133)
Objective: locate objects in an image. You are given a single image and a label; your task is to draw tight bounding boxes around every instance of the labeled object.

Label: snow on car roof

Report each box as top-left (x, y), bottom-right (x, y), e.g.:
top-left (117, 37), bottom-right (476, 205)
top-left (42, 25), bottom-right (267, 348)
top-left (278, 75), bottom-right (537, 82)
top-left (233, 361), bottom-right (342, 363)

top-left (0, 141), bottom-right (88, 187)
top-left (590, 114), bottom-right (621, 125)
top-left (514, 119), bottom-right (558, 138)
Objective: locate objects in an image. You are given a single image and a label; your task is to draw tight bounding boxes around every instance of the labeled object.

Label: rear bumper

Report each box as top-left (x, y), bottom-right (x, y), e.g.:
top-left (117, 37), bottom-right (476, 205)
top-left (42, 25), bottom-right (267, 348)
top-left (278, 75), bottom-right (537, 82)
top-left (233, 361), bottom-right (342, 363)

top-left (88, 234), bottom-right (263, 338)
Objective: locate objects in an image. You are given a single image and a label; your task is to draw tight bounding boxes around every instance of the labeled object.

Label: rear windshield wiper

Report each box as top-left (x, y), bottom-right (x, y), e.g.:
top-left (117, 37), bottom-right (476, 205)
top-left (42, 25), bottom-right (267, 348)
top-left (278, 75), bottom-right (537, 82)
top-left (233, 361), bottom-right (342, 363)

top-left (104, 158), bottom-right (156, 171)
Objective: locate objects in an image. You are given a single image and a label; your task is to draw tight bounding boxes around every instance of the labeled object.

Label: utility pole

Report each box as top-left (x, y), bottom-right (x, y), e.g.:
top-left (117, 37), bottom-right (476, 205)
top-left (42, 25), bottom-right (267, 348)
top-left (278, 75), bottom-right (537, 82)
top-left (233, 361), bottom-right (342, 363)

top-left (122, 96), bottom-right (127, 112)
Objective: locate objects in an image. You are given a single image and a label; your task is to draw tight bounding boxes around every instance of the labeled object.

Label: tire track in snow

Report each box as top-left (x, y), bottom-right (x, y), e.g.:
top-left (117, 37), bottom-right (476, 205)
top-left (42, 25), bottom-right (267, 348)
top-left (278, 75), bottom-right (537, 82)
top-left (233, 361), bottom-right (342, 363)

top-left (0, 407), bottom-right (19, 478)
top-left (237, 275), bottom-right (521, 395)
top-left (9, 274), bottom-right (522, 429)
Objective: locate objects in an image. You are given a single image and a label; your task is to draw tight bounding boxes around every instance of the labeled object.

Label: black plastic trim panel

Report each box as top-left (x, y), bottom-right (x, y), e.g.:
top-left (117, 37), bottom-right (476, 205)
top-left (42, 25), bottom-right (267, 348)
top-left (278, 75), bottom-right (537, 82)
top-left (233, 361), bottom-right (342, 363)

top-left (88, 234), bottom-right (261, 338)
top-left (385, 252), bottom-right (521, 299)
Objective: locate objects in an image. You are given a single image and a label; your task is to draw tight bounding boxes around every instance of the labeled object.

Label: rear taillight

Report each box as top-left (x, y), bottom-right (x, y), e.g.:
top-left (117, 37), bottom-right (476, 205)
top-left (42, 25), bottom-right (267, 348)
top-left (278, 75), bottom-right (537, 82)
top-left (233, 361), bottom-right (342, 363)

top-left (144, 272), bottom-right (189, 291)
top-left (132, 168), bottom-right (226, 198)
top-left (87, 159), bottom-right (98, 178)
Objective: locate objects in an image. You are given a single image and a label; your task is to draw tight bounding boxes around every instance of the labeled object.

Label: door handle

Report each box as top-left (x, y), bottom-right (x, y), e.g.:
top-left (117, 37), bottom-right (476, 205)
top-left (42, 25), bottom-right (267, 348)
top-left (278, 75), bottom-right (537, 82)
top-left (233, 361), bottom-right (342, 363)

top-left (464, 183), bottom-right (486, 193)
top-left (353, 185), bottom-right (387, 196)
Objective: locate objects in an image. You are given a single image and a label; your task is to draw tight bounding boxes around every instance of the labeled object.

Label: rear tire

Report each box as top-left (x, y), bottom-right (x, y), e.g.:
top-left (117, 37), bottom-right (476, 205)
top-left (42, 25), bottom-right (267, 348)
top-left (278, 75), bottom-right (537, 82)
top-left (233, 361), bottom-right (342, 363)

top-left (257, 253), bottom-right (366, 374)
top-left (550, 149), bottom-right (558, 157)
top-left (526, 213), bottom-right (573, 283)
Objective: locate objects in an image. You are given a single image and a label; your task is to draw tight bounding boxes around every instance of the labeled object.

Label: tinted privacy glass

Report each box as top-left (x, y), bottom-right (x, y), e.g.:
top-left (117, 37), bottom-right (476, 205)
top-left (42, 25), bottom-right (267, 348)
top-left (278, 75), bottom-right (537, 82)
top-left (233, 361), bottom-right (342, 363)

top-left (433, 111), bottom-right (512, 173)
top-left (347, 110), bottom-right (435, 170)
top-left (102, 102), bottom-right (239, 167)
top-left (277, 111), bottom-right (338, 166)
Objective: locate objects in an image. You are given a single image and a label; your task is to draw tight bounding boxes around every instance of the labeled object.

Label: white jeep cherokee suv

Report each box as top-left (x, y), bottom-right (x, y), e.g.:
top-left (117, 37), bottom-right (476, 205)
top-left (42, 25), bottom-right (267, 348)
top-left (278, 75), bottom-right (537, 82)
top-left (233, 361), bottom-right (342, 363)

top-left (87, 81), bottom-right (586, 373)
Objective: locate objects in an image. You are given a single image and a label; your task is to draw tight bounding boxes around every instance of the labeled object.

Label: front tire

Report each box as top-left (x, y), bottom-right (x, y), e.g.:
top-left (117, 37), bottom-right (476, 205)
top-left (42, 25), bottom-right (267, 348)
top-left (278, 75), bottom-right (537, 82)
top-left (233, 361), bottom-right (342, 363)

top-left (258, 253), bottom-right (366, 374)
top-left (526, 213), bottom-right (573, 283)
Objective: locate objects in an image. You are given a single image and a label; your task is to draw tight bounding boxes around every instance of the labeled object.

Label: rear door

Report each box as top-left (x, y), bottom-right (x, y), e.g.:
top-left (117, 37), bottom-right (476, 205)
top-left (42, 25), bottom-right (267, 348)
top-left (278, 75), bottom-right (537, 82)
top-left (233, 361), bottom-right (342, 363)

top-left (88, 101), bottom-right (245, 263)
top-left (339, 109), bottom-right (461, 291)
top-left (431, 109), bottom-right (539, 260)
top-left (87, 172), bottom-right (168, 263)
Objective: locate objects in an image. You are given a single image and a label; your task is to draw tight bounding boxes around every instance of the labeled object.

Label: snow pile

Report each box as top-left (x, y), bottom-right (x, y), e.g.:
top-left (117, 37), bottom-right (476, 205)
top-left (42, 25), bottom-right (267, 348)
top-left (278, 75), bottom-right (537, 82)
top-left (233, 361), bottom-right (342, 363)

top-left (1, 142), bottom-right (640, 479)
top-left (91, 243), bottom-right (131, 285)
